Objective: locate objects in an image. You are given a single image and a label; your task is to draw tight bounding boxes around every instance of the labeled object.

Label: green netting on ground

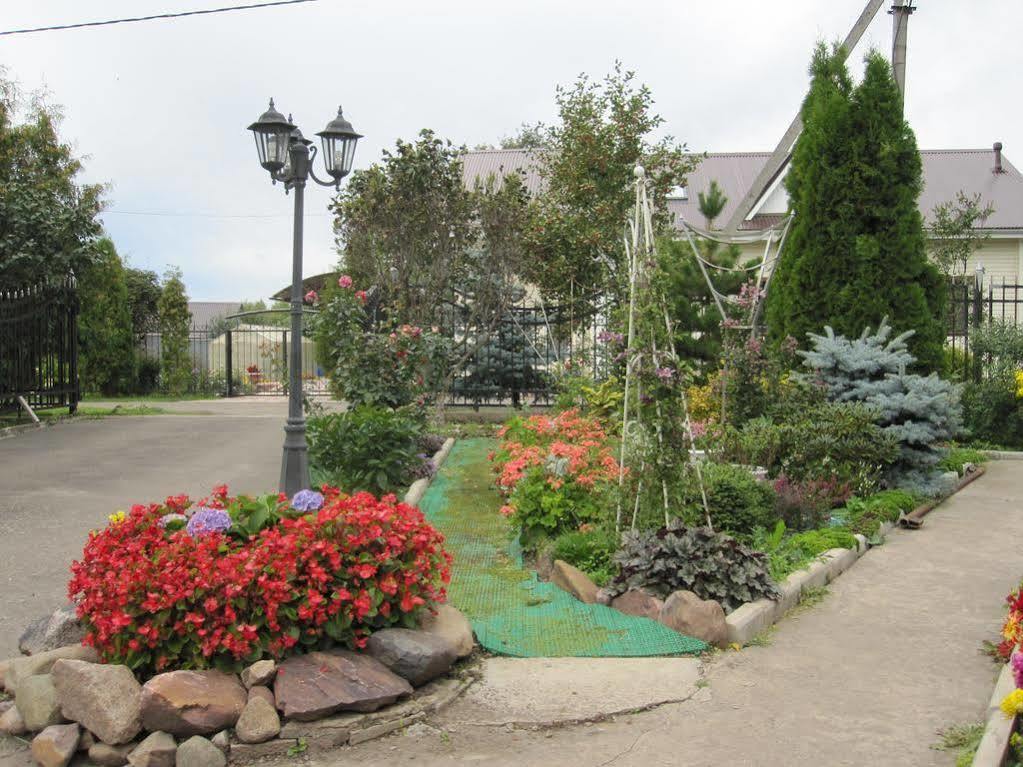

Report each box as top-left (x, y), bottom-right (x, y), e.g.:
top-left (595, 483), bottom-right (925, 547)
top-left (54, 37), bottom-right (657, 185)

top-left (418, 438), bottom-right (707, 657)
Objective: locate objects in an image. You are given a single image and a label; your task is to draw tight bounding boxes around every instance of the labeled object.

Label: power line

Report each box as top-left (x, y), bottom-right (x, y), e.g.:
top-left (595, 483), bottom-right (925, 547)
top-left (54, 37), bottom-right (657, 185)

top-left (0, 0), bottom-right (320, 37)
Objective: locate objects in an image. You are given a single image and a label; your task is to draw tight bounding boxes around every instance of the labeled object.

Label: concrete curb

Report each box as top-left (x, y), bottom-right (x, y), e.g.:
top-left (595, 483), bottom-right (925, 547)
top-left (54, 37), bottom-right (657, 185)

top-left (984, 450), bottom-right (1023, 461)
top-left (0, 417), bottom-right (71, 441)
top-left (971, 662), bottom-right (1016, 766)
top-left (403, 437), bottom-right (456, 507)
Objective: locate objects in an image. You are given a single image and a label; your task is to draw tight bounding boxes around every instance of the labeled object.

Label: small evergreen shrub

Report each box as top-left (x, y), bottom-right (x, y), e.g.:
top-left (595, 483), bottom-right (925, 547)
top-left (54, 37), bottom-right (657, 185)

top-left (685, 462), bottom-right (777, 538)
top-left (551, 526), bottom-right (619, 586)
top-left (611, 521), bottom-right (779, 612)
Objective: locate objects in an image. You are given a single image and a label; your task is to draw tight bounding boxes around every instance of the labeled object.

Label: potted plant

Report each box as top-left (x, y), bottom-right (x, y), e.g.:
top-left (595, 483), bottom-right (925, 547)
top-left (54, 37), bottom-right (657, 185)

top-left (246, 364), bottom-right (262, 385)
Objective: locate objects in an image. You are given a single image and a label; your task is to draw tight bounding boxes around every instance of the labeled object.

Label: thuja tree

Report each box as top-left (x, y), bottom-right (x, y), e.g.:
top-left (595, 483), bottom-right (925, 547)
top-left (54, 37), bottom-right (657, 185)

top-left (766, 45), bottom-right (945, 371)
top-left (799, 318), bottom-right (962, 494)
top-left (158, 268), bottom-right (192, 396)
top-left (78, 238), bottom-right (134, 395)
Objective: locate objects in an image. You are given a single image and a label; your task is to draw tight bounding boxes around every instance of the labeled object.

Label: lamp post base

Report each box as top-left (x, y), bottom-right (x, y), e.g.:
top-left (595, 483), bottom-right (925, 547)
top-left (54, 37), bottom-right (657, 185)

top-left (279, 418), bottom-right (310, 497)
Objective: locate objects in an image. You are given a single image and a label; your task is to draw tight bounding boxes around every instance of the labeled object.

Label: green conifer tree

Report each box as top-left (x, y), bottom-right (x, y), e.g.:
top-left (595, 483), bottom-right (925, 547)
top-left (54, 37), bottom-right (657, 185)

top-left (157, 268), bottom-right (192, 396)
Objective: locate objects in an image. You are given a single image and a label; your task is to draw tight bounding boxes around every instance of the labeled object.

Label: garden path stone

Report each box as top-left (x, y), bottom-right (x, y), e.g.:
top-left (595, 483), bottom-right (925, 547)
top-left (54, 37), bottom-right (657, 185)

top-left (658, 590), bottom-right (728, 649)
top-left (140, 670), bottom-right (246, 736)
top-left (274, 650), bottom-right (412, 721)
top-left (30, 723), bottom-right (79, 767)
top-left (417, 605), bottom-right (474, 659)
top-left (365, 628), bottom-right (457, 686)
top-left (550, 560), bottom-right (599, 604)
top-left (52, 658), bottom-right (142, 744)
top-left (18, 605), bottom-right (85, 656)
top-left (240, 660), bottom-right (276, 689)
top-left (234, 696), bottom-right (280, 744)
top-left (15, 673), bottom-right (64, 730)
top-left (127, 731), bottom-right (177, 767)
top-left (88, 742), bottom-right (135, 767)
top-left (175, 735), bottom-right (226, 767)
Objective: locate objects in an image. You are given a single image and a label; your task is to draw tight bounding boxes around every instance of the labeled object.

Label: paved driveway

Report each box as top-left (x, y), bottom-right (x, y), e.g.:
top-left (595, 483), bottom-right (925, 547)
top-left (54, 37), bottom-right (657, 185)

top-left (0, 405), bottom-right (288, 658)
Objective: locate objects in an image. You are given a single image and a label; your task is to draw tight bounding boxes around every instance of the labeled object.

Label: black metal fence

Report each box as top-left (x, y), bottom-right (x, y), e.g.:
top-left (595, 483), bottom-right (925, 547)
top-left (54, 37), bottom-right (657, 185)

top-left (946, 278), bottom-right (1023, 381)
top-left (0, 278), bottom-right (80, 413)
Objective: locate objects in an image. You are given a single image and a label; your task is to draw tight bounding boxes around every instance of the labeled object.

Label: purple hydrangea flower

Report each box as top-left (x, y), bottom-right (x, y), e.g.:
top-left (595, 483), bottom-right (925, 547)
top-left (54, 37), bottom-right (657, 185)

top-left (186, 507), bottom-right (232, 537)
top-left (291, 489), bottom-right (324, 512)
top-left (158, 513), bottom-right (187, 529)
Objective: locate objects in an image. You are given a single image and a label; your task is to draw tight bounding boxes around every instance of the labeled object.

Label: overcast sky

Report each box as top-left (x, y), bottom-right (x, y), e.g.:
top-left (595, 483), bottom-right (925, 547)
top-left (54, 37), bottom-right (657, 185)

top-left (3, 0), bottom-right (1019, 301)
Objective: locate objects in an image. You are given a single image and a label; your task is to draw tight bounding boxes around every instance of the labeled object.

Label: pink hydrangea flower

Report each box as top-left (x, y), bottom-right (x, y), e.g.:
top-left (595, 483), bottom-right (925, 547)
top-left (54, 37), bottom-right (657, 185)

top-left (338, 275), bottom-right (353, 289)
top-left (304, 290), bottom-right (318, 304)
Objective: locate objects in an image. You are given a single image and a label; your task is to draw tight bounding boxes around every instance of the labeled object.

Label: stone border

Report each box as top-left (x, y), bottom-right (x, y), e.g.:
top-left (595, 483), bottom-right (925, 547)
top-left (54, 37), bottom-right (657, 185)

top-left (971, 662), bottom-right (1015, 766)
top-left (404, 438), bottom-right (455, 507)
top-left (984, 450), bottom-right (1023, 461)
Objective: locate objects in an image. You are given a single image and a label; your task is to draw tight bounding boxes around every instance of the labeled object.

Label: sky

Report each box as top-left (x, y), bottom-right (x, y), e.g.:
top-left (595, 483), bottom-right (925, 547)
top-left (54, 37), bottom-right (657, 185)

top-left (3, 0), bottom-right (1019, 301)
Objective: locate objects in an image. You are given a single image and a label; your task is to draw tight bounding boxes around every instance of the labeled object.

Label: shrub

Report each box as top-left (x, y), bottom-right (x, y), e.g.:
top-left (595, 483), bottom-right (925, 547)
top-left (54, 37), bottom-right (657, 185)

top-left (834, 489), bottom-right (920, 536)
top-left (504, 466), bottom-right (610, 548)
top-left (550, 526), bottom-right (619, 586)
top-left (751, 521), bottom-right (857, 582)
top-left (938, 445), bottom-right (988, 475)
top-left (684, 462), bottom-right (776, 538)
top-left (962, 380), bottom-right (1023, 449)
top-left (68, 486), bottom-right (451, 676)
top-left (308, 406), bottom-right (425, 494)
top-left (772, 474), bottom-right (852, 531)
top-left (611, 521), bottom-right (778, 612)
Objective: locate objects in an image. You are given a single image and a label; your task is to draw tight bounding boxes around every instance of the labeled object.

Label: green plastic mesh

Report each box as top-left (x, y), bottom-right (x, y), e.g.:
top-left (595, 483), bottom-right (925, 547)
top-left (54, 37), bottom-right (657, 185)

top-left (418, 438), bottom-right (707, 657)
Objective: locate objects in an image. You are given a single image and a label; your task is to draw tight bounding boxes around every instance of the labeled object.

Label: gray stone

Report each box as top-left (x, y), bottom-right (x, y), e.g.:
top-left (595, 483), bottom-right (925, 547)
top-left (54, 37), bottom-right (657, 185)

top-left (658, 590), bottom-right (728, 648)
top-left (610, 589), bottom-right (664, 620)
top-left (349, 713), bottom-right (425, 745)
top-left (550, 560), bottom-right (599, 604)
top-left (89, 742), bottom-right (135, 767)
top-left (176, 736), bottom-right (226, 767)
top-left (140, 670), bottom-right (246, 736)
top-left (18, 605), bottom-right (85, 657)
top-left (3, 645), bottom-right (99, 695)
top-left (52, 658), bottom-right (142, 744)
top-left (210, 731), bottom-right (230, 754)
top-left (365, 628), bottom-right (457, 686)
top-left (246, 686), bottom-right (274, 706)
top-left (127, 731), bottom-right (177, 767)
top-left (30, 723), bottom-right (79, 767)
top-left (234, 696), bottom-right (280, 744)
top-left (227, 739), bottom-right (297, 763)
top-left (0, 703), bottom-right (27, 735)
top-left (417, 604), bottom-right (474, 659)
top-left (15, 673), bottom-right (65, 731)
top-left (239, 660), bottom-right (276, 690)
top-left (274, 650), bottom-right (412, 721)
top-left (279, 712), bottom-right (364, 750)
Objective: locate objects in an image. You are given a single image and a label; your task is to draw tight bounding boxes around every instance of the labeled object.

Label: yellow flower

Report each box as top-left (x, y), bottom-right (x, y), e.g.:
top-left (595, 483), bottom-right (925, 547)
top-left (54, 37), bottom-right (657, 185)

top-left (107, 510), bottom-right (126, 525)
top-left (1015, 370), bottom-right (1023, 399)
top-left (1001, 689), bottom-right (1023, 718)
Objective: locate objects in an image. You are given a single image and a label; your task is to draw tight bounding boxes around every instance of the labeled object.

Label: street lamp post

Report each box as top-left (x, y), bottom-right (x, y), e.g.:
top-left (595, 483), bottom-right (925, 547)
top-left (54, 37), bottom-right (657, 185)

top-left (247, 99), bottom-right (362, 497)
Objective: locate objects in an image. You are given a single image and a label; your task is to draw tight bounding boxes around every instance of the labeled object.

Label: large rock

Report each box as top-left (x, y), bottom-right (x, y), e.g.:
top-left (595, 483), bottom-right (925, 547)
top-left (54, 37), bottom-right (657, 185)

top-left (30, 723), bottom-right (79, 767)
top-left (365, 628), bottom-right (456, 686)
top-left (15, 673), bottom-right (65, 730)
top-left (658, 590), bottom-right (728, 648)
top-left (274, 650), bottom-right (412, 721)
top-left (52, 658), bottom-right (142, 744)
top-left (3, 644), bottom-right (99, 694)
top-left (19, 605), bottom-right (86, 656)
top-left (234, 696), bottom-right (280, 744)
top-left (128, 731), bottom-right (177, 767)
top-left (550, 560), bottom-right (599, 604)
top-left (176, 735), bottom-right (226, 767)
top-left (89, 742), bottom-right (135, 767)
top-left (247, 686), bottom-right (274, 706)
top-left (610, 589), bottom-right (664, 620)
top-left (140, 670), bottom-right (246, 736)
top-left (240, 660), bottom-right (276, 690)
top-left (0, 703), bottom-right (27, 735)
top-left (418, 605), bottom-right (474, 659)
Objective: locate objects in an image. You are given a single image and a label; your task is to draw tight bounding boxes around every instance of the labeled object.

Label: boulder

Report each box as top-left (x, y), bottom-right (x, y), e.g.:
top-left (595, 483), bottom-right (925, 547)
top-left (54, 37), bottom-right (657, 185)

top-left (3, 644), bottom-right (99, 695)
top-left (239, 660), bottom-right (276, 690)
top-left (15, 673), bottom-right (65, 731)
top-left (30, 723), bottom-right (79, 767)
top-left (658, 590), bottom-right (729, 648)
top-left (176, 735), bottom-right (226, 767)
top-left (365, 628), bottom-right (456, 686)
top-left (417, 604), bottom-right (474, 659)
top-left (0, 703), bottom-right (27, 735)
top-left (19, 605), bottom-right (86, 656)
top-left (247, 686), bottom-right (274, 706)
top-left (274, 650), bottom-right (412, 721)
top-left (550, 560), bottom-right (599, 604)
top-left (610, 589), bottom-right (664, 620)
top-left (128, 731), bottom-right (177, 767)
top-left (89, 742), bottom-right (135, 767)
top-left (52, 658), bottom-right (142, 744)
top-left (140, 670), bottom-right (246, 736)
top-left (234, 696), bottom-right (280, 744)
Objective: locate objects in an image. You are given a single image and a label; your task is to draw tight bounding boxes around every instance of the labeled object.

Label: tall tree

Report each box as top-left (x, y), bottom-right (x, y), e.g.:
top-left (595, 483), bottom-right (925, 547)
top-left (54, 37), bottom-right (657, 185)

top-left (524, 63), bottom-right (697, 308)
top-left (0, 71), bottom-right (104, 287)
top-left (765, 46), bottom-right (944, 370)
top-left (78, 238), bottom-right (134, 395)
top-left (157, 268), bottom-right (191, 396)
top-left (124, 267), bottom-right (162, 343)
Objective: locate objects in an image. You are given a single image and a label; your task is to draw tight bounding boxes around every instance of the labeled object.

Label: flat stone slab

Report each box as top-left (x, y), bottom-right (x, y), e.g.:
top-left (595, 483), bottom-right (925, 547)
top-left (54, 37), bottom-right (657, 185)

top-left (451, 657), bottom-right (701, 725)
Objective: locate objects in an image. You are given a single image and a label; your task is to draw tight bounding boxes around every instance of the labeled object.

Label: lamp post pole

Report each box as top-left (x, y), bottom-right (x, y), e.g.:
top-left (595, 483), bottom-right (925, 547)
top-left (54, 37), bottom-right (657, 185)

top-left (247, 99), bottom-right (362, 498)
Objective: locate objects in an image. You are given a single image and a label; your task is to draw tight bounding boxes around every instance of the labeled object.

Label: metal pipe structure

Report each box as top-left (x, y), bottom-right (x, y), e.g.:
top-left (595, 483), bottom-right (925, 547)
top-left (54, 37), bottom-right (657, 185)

top-left (890, 0), bottom-right (916, 100)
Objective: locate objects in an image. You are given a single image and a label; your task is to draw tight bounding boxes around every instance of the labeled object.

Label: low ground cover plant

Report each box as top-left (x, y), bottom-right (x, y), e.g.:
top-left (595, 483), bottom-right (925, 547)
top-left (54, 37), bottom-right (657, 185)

top-left (830, 489), bottom-right (921, 536)
top-left (751, 521), bottom-right (857, 582)
top-left (68, 486), bottom-right (451, 676)
top-left (549, 526), bottom-right (619, 586)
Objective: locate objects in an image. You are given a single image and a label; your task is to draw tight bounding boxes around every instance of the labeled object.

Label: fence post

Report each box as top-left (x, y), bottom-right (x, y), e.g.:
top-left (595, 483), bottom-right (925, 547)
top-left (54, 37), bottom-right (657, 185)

top-left (282, 330), bottom-right (288, 392)
top-left (225, 329), bottom-right (234, 398)
top-left (972, 265), bottom-right (985, 383)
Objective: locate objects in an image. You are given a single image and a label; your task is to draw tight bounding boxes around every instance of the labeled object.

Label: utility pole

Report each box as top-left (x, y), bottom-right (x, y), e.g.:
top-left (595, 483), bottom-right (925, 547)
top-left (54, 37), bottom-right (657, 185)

top-left (890, 0), bottom-right (916, 101)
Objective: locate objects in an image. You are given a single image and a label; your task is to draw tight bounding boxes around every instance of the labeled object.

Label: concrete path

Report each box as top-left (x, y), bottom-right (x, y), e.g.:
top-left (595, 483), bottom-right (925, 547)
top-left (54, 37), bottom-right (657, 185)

top-left (306, 461), bottom-right (1023, 767)
top-left (0, 404), bottom-right (287, 659)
